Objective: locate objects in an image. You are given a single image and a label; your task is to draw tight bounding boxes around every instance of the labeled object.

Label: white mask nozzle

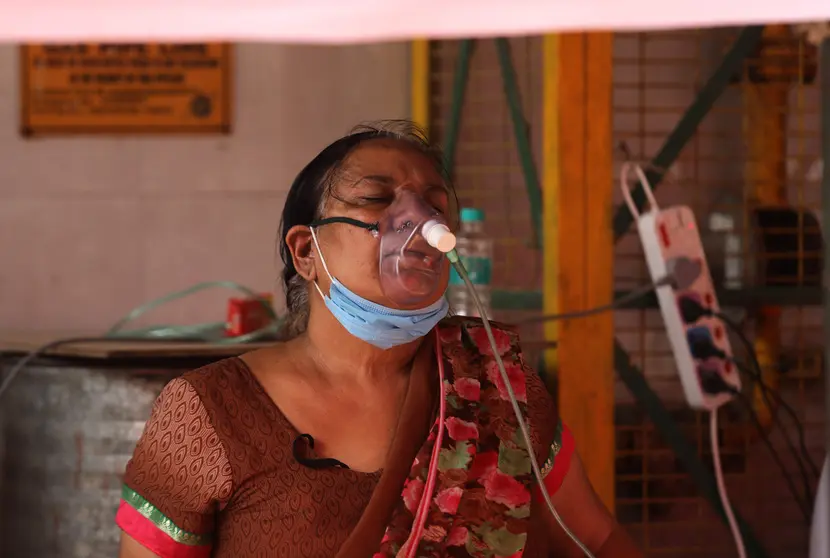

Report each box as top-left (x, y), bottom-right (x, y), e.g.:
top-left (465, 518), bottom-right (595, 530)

top-left (423, 220), bottom-right (456, 253)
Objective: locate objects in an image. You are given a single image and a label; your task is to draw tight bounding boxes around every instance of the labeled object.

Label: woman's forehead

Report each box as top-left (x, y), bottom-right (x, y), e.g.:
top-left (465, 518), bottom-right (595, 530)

top-left (341, 139), bottom-right (444, 183)
top-left (322, 138), bottom-right (458, 219)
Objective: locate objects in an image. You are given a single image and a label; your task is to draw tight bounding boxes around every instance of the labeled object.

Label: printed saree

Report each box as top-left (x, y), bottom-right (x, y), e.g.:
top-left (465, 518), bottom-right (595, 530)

top-left (116, 317), bottom-right (574, 558)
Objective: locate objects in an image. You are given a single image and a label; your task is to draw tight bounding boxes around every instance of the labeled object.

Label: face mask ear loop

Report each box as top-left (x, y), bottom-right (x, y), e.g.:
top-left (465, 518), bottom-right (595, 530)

top-left (309, 226), bottom-right (334, 300)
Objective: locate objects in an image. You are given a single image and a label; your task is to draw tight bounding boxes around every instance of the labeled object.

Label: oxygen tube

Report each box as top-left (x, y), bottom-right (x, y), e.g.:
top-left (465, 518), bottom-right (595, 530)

top-left (425, 224), bottom-right (595, 558)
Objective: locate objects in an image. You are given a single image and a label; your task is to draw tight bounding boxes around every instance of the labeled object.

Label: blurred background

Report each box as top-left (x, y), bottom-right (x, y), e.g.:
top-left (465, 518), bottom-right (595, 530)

top-left (0, 23), bottom-right (827, 558)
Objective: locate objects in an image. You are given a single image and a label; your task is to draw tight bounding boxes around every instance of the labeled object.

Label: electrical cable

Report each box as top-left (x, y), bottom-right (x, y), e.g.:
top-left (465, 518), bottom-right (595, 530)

top-left (733, 357), bottom-right (818, 475)
top-left (520, 277), bottom-right (672, 324)
top-left (716, 311), bottom-right (820, 480)
top-left (710, 408), bottom-right (748, 558)
top-left (734, 385), bottom-right (813, 521)
top-left (679, 297), bottom-right (819, 494)
top-left (701, 369), bottom-right (812, 521)
top-left (521, 256), bottom-right (701, 325)
top-left (689, 357), bottom-right (749, 556)
top-left (449, 250), bottom-right (596, 558)
top-left (679, 293), bottom-right (814, 549)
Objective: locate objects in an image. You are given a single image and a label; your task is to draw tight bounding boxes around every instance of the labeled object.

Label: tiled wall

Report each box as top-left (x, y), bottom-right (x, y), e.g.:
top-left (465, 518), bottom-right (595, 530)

top-left (0, 42), bottom-right (410, 332)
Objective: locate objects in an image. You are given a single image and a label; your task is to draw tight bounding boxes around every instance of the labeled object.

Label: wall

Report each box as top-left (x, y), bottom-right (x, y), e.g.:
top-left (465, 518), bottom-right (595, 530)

top-left (0, 42), bottom-right (410, 332)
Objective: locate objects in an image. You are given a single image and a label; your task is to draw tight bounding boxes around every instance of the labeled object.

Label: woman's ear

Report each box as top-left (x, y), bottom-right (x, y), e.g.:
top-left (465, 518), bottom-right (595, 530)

top-left (285, 225), bottom-right (317, 281)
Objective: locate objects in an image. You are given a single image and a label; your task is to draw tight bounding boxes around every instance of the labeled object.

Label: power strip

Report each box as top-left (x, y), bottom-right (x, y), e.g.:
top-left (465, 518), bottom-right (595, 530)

top-left (622, 165), bottom-right (740, 410)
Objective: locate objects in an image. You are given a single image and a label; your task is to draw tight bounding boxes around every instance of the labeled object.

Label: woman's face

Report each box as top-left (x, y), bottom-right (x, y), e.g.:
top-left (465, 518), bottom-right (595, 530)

top-left (292, 139), bottom-right (454, 310)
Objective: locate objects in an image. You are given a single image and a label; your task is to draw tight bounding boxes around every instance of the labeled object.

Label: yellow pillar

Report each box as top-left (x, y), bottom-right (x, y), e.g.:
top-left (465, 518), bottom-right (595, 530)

top-left (545, 32), bottom-right (616, 509)
top-left (411, 40), bottom-right (431, 135)
top-left (744, 25), bottom-right (792, 428)
top-left (541, 35), bottom-right (561, 395)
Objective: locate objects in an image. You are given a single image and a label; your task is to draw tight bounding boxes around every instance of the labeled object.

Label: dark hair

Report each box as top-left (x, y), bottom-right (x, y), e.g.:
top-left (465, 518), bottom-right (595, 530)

top-left (278, 120), bottom-right (453, 337)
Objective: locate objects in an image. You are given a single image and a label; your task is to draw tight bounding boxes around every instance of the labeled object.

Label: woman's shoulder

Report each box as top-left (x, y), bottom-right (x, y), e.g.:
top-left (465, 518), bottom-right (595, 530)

top-left (142, 353), bottom-right (296, 480)
top-left (149, 357), bottom-right (246, 416)
top-left (178, 354), bottom-right (254, 390)
top-left (144, 358), bottom-right (256, 441)
top-left (158, 354), bottom-right (287, 437)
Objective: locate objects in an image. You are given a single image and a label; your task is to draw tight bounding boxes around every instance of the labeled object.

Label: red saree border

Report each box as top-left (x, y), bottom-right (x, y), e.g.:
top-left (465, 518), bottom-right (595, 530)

top-left (116, 499), bottom-right (212, 558)
top-left (538, 424), bottom-right (575, 498)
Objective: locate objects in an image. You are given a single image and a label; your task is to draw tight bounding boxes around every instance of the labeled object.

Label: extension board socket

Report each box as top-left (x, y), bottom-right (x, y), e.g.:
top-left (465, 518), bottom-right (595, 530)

top-left (636, 205), bottom-right (740, 410)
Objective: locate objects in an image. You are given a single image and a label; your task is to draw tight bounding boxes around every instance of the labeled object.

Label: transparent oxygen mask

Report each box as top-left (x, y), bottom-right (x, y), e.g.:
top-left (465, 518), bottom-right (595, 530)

top-left (376, 189), bottom-right (457, 306)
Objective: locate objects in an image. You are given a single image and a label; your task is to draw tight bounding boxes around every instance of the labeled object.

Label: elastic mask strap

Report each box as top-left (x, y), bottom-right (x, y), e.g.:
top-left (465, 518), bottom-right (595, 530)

top-left (309, 227), bottom-right (333, 300)
top-left (309, 216), bottom-right (379, 233)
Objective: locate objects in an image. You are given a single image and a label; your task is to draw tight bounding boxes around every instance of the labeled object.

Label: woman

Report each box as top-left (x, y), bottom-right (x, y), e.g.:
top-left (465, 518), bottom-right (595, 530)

top-left (117, 121), bottom-right (642, 558)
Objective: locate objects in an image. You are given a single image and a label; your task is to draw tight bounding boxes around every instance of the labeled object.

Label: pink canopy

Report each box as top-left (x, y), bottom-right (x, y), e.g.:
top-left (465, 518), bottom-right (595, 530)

top-left (5, 0), bottom-right (830, 43)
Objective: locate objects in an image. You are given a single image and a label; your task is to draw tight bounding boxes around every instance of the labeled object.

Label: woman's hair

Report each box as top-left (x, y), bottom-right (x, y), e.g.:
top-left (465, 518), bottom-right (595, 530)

top-left (278, 120), bottom-right (455, 337)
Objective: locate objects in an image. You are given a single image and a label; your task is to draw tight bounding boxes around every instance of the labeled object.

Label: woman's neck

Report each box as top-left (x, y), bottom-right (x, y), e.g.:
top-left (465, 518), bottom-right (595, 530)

top-left (302, 310), bottom-right (421, 386)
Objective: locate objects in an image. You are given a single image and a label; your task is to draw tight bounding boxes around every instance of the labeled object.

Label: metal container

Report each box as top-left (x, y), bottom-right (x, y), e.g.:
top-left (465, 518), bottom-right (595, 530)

top-left (0, 362), bottom-right (172, 558)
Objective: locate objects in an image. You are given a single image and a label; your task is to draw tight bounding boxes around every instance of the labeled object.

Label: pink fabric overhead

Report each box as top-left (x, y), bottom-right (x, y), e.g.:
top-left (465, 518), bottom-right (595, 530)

top-left (4, 0), bottom-right (830, 43)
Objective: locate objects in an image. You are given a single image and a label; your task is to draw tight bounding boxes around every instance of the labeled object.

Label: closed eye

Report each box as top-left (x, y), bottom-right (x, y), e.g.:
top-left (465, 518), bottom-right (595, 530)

top-left (361, 196), bottom-right (393, 204)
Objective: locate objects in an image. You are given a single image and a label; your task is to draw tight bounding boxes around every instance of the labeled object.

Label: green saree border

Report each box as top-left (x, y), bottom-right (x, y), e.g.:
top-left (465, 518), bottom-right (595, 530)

top-left (121, 484), bottom-right (212, 546)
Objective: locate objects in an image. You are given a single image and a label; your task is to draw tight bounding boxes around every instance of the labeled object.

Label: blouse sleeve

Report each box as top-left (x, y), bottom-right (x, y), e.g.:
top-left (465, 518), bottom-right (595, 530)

top-left (116, 377), bottom-right (233, 558)
top-left (522, 358), bottom-right (576, 499)
top-left (536, 421), bottom-right (575, 497)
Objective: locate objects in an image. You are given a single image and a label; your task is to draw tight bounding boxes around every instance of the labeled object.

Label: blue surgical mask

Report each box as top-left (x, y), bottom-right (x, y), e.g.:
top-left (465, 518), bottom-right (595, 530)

top-left (309, 227), bottom-right (449, 349)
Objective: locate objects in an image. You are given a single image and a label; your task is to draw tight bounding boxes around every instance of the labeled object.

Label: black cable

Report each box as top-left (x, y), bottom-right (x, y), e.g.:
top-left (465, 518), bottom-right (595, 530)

top-left (693, 333), bottom-right (816, 510)
top-left (736, 391), bottom-right (814, 522)
top-left (715, 311), bottom-right (820, 480)
top-left (520, 278), bottom-right (670, 324)
top-left (699, 371), bottom-right (812, 522)
top-left (679, 298), bottom-right (819, 479)
top-left (679, 296), bottom-right (818, 514)
top-left (522, 256), bottom-right (702, 325)
top-left (732, 358), bottom-right (819, 480)
top-left (731, 355), bottom-right (817, 514)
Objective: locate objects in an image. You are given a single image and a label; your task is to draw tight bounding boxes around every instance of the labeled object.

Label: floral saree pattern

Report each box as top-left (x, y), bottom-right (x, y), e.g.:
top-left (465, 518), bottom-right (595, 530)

top-left (375, 320), bottom-right (572, 558)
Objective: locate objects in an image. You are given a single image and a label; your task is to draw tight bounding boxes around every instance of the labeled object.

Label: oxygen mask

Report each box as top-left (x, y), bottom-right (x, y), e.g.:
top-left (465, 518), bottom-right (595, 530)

top-left (310, 188), bottom-right (457, 307)
top-left (376, 189), bottom-right (457, 306)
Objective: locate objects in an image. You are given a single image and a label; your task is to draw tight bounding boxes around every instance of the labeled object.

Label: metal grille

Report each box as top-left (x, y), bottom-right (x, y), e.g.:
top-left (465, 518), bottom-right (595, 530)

top-left (429, 28), bottom-right (824, 557)
top-left (429, 37), bottom-right (543, 331)
top-left (614, 28), bottom-right (823, 556)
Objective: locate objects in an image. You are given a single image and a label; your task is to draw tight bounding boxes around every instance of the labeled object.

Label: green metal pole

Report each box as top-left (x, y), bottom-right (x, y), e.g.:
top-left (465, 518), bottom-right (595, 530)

top-left (442, 40), bottom-right (475, 175)
top-left (613, 343), bottom-right (771, 558)
top-left (612, 26), bottom-right (765, 241)
top-left (494, 38), bottom-right (544, 245)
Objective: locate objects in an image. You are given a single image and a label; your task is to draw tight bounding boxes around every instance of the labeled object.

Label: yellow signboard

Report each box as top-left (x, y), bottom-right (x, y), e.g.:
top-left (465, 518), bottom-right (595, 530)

top-left (20, 43), bottom-right (233, 136)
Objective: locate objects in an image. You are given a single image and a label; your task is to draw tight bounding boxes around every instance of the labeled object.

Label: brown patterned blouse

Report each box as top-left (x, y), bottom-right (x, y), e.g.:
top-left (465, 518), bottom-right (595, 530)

top-left (116, 318), bottom-right (574, 558)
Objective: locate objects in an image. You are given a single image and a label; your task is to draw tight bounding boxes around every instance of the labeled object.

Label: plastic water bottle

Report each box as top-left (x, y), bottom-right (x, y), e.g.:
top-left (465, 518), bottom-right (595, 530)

top-left (448, 208), bottom-right (493, 317)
